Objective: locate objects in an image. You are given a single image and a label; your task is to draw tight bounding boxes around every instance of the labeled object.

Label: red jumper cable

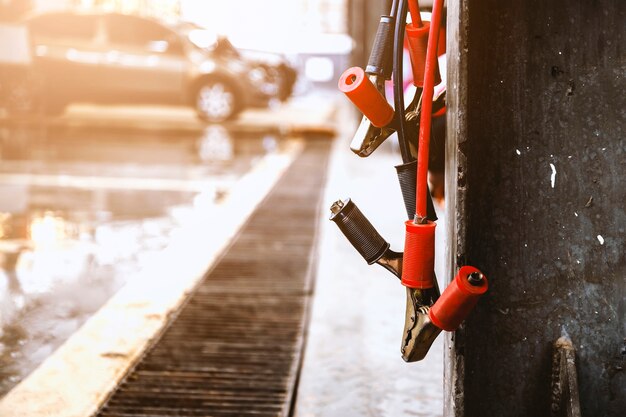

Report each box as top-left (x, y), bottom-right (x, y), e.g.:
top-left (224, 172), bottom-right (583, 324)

top-left (400, 0), bottom-right (444, 290)
top-left (331, 0), bottom-right (490, 362)
top-left (415, 0), bottom-right (441, 223)
top-left (402, 0), bottom-right (489, 336)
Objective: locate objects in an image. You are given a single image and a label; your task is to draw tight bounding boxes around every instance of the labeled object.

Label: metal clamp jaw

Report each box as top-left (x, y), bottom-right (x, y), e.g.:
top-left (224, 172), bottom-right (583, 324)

top-left (349, 81), bottom-right (425, 158)
top-left (350, 113), bottom-right (395, 157)
top-left (348, 74), bottom-right (393, 157)
top-left (350, 87), bottom-right (449, 159)
top-left (376, 248), bottom-right (403, 278)
top-left (401, 286), bottom-right (441, 362)
top-left (402, 268), bottom-right (488, 362)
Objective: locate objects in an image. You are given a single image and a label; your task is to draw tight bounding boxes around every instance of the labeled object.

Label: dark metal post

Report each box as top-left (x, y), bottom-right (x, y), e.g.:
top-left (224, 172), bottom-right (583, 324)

top-left (446, 0), bottom-right (625, 416)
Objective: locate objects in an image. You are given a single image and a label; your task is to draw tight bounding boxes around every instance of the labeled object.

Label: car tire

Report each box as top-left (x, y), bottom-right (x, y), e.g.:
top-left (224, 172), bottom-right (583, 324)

top-left (195, 79), bottom-right (240, 123)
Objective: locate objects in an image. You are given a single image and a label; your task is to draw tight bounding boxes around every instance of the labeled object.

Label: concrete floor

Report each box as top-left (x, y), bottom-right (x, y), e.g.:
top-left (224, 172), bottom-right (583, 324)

top-left (0, 91), bottom-right (446, 415)
top-left (295, 106), bottom-right (445, 417)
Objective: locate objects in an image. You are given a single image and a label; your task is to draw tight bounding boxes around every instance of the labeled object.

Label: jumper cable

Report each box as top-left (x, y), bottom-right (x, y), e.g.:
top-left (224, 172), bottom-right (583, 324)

top-left (331, 0), bottom-right (489, 363)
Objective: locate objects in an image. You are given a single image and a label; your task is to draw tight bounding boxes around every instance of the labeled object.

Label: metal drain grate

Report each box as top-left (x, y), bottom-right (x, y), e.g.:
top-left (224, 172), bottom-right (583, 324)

top-left (96, 139), bottom-right (331, 417)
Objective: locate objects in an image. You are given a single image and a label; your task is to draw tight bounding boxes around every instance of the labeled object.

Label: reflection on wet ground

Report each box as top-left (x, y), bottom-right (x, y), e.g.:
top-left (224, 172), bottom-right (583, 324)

top-left (0, 122), bottom-right (288, 396)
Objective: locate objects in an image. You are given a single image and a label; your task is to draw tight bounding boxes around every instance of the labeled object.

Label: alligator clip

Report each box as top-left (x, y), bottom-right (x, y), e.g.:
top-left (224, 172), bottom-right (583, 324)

top-left (350, 86), bottom-right (445, 159)
top-left (349, 85), bottom-right (423, 158)
top-left (400, 285), bottom-right (441, 362)
top-left (401, 267), bottom-right (488, 362)
top-left (338, 68), bottom-right (397, 156)
top-left (350, 108), bottom-right (396, 157)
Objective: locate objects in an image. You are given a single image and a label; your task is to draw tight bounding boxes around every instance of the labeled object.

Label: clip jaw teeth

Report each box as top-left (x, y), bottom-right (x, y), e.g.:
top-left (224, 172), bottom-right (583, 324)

top-left (400, 286), bottom-right (441, 362)
top-left (400, 288), bottom-right (441, 362)
top-left (350, 114), bottom-right (395, 157)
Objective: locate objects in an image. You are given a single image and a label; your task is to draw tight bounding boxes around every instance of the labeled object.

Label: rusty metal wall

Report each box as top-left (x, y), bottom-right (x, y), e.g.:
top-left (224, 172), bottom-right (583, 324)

top-left (445, 0), bottom-right (625, 416)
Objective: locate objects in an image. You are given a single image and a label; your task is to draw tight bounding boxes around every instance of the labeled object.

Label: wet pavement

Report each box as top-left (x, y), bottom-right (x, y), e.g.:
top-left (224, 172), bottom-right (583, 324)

top-left (294, 106), bottom-right (445, 416)
top-left (0, 121), bottom-right (290, 396)
top-left (0, 91), bottom-right (446, 417)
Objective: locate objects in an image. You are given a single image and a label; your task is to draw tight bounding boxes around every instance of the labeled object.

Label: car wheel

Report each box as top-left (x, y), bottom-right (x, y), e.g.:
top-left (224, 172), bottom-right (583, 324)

top-left (195, 79), bottom-right (239, 123)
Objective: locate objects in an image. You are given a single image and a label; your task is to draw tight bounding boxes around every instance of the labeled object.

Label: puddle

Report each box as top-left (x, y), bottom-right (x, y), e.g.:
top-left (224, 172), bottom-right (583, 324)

top-left (0, 123), bottom-right (289, 396)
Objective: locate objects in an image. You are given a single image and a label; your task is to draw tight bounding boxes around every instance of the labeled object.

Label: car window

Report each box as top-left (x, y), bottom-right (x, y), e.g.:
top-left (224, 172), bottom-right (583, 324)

top-left (28, 13), bottom-right (97, 41)
top-left (105, 14), bottom-right (181, 54)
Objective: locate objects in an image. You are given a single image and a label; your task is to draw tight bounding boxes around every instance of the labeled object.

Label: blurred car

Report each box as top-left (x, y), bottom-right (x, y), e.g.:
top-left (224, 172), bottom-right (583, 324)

top-left (237, 48), bottom-right (297, 101)
top-left (5, 12), bottom-right (296, 122)
top-left (177, 22), bottom-right (297, 103)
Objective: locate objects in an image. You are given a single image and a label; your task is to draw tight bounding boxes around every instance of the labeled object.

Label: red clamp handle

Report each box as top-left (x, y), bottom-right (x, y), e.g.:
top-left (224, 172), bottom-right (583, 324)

top-left (401, 220), bottom-right (436, 288)
top-left (338, 66), bottom-right (394, 128)
top-left (406, 22), bottom-right (441, 87)
top-left (429, 266), bottom-right (488, 331)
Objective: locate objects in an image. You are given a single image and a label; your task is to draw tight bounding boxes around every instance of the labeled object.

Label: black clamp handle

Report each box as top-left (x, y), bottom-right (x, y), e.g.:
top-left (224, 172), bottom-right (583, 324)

top-left (366, 15), bottom-right (395, 80)
top-left (330, 198), bottom-right (389, 264)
